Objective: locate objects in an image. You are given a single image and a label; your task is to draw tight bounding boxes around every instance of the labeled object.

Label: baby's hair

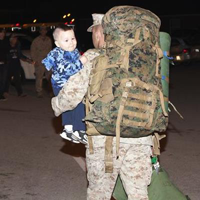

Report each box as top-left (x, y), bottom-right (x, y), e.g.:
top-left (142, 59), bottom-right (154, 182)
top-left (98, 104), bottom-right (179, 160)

top-left (53, 24), bottom-right (74, 41)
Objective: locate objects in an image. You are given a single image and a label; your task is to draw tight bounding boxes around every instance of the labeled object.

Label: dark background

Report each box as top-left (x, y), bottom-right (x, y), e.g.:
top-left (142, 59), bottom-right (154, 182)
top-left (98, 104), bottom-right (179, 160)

top-left (0, 0), bottom-right (199, 24)
top-left (1, 1), bottom-right (200, 52)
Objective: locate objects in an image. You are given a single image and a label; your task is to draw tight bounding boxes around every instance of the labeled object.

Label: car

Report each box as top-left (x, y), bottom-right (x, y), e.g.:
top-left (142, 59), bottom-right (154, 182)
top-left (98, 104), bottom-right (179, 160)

top-left (6, 32), bottom-right (36, 80)
top-left (170, 37), bottom-right (191, 65)
top-left (186, 33), bottom-right (200, 62)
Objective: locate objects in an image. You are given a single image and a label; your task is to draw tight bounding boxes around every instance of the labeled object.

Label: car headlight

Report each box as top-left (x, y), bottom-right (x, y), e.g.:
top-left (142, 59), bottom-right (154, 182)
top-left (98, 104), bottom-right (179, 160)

top-left (176, 55), bottom-right (181, 61)
top-left (195, 49), bottom-right (200, 52)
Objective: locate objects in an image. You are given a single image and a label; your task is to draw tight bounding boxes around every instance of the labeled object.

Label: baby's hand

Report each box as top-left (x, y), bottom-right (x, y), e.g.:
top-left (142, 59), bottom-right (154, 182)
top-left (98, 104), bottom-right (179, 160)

top-left (80, 55), bottom-right (88, 65)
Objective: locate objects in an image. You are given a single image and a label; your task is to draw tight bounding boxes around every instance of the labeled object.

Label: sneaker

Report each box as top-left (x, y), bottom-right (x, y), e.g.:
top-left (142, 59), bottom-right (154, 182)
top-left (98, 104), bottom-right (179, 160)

top-left (0, 95), bottom-right (7, 101)
top-left (60, 130), bottom-right (80, 143)
top-left (73, 131), bottom-right (88, 145)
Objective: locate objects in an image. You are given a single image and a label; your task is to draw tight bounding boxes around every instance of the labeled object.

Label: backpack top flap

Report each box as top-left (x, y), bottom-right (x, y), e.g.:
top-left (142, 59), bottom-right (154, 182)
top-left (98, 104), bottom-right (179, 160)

top-left (102, 5), bottom-right (161, 45)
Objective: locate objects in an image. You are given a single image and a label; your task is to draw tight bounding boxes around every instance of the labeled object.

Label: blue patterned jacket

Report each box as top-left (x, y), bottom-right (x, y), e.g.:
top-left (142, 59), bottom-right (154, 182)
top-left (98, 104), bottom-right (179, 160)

top-left (42, 47), bottom-right (83, 89)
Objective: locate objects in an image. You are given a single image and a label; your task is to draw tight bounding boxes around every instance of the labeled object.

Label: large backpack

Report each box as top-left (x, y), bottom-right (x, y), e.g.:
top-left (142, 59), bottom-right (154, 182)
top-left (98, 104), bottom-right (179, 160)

top-left (84, 6), bottom-right (169, 155)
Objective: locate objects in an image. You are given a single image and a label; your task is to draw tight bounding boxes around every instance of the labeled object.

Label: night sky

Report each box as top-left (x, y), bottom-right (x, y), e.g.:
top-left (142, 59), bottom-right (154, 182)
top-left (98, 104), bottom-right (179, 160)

top-left (72, 1), bottom-right (200, 17)
top-left (0, 0), bottom-right (199, 24)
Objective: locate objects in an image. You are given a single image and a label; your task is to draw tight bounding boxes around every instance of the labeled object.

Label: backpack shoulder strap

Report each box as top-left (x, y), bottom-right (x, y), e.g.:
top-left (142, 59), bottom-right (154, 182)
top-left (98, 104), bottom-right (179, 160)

top-left (105, 136), bottom-right (114, 173)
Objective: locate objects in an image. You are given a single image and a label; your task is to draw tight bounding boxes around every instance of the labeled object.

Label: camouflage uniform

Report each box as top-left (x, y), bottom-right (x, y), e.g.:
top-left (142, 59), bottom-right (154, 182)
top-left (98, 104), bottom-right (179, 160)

top-left (30, 35), bottom-right (52, 94)
top-left (85, 7), bottom-right (163, 200)
top-left (86, 136), bottom-right (153, 200)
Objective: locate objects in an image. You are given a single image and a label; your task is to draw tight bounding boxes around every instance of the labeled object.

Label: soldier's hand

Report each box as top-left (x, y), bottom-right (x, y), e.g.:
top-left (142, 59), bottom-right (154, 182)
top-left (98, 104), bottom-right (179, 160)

top-left (80, 55), bottom-right (88, 65)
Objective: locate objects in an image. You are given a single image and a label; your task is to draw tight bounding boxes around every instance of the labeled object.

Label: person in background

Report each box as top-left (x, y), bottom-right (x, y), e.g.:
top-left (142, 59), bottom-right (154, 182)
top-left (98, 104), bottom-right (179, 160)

top-left (0, 28), bottom-right (9, 101)
top-left (30, 26), bottom-right (52, 98)
top-left (5, 34), bottom-right (33, 97)
top-left (42, 24), bottom-right (88, 144)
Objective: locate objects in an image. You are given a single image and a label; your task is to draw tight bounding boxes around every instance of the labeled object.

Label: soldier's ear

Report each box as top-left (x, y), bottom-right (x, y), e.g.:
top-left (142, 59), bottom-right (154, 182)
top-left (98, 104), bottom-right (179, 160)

top-left (95, 32), bottom-right (101, 42)
top-left (55, 41), bottom-right (60, 47)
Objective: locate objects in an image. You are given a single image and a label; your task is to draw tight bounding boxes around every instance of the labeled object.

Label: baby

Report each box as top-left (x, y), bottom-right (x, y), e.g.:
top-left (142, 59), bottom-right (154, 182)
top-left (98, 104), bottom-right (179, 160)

top-left (42, 24), bottom-right (88, 144)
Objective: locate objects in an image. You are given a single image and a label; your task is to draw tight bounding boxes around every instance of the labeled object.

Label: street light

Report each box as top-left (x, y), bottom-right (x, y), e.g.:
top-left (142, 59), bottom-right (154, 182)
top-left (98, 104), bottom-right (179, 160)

top-left (63, 13), bottom-right (71, 19)
top-left (70, 18), bottom-right (75, 24)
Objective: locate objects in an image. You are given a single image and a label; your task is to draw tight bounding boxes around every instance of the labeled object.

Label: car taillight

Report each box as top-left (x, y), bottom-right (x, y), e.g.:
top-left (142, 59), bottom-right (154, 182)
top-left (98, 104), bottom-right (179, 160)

top-left (183, 49), bottom-right (188, 53)
top-left (183, 48), bottom-right (191, 53)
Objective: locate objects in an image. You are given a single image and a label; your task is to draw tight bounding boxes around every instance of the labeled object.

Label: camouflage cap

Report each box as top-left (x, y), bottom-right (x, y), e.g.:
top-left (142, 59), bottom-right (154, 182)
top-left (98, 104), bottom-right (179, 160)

top-left (87, 13), bottom-right (104, 32)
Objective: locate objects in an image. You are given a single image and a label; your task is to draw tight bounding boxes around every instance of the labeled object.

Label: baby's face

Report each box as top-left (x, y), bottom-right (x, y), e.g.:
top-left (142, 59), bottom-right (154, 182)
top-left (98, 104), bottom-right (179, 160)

top-left (55, 30), bottom-right (77, 52)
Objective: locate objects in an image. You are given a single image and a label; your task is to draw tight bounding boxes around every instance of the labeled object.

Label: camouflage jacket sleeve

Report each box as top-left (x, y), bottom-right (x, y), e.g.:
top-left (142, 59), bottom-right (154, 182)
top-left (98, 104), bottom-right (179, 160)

top-left (51, 49), bottom-right (101, 117)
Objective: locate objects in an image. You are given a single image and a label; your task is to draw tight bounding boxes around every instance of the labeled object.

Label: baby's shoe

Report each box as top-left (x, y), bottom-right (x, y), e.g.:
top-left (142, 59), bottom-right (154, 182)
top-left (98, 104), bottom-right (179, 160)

top-left (73, 131), bottom-right (88, 145)
top-left (60, 130), bottom-right (80, 143)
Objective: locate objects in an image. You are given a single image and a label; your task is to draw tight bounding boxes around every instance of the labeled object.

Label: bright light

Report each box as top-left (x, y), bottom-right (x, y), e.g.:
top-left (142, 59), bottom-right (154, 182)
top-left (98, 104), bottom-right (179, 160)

top-left (71, 18), bottom-right (75, 22)
top-left (176, 56), bottom-right (181, 61)
top-left (67, 13), bottom-right (71, 17)
top-left (12, 27), bottom-right (21, 31)
top-left (63, 15), bottom-right (67, 19)
top-left (33, 19), bottom-right (37, 23)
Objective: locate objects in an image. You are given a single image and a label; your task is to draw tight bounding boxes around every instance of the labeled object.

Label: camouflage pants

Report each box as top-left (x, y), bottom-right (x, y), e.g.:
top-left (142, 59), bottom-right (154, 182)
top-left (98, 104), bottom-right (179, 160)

top-left (34, 62), bottom-right (51, 93)
top-left (86, 136), bottom-right (152, 200)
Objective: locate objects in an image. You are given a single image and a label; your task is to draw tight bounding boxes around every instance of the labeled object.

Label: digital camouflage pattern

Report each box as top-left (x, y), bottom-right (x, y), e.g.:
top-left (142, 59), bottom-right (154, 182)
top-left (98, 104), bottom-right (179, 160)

top-left (51, 49), bottom-right (102, 117)
top-left (86, 136), bottom-right (152, 200)
top-left (85, 5), bottom-right (169, 138)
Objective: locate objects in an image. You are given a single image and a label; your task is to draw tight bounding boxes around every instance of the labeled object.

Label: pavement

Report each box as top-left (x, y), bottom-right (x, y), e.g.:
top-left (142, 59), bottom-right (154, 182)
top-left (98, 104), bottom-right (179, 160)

top-left (0, 63), bottom-right (200, 200)
top-left (158, 63), bottom-right (200, 200)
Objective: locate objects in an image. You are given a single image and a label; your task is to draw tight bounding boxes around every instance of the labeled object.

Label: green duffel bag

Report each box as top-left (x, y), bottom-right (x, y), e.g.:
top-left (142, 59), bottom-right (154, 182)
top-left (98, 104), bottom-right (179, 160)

top-left (112, 167), bottom-right (190, 200)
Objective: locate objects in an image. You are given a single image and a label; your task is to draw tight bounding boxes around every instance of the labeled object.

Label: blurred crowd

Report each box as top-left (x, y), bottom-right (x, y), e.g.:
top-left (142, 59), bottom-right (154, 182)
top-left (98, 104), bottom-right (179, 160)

top-left (0, 26), bottom-right (53, 101)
